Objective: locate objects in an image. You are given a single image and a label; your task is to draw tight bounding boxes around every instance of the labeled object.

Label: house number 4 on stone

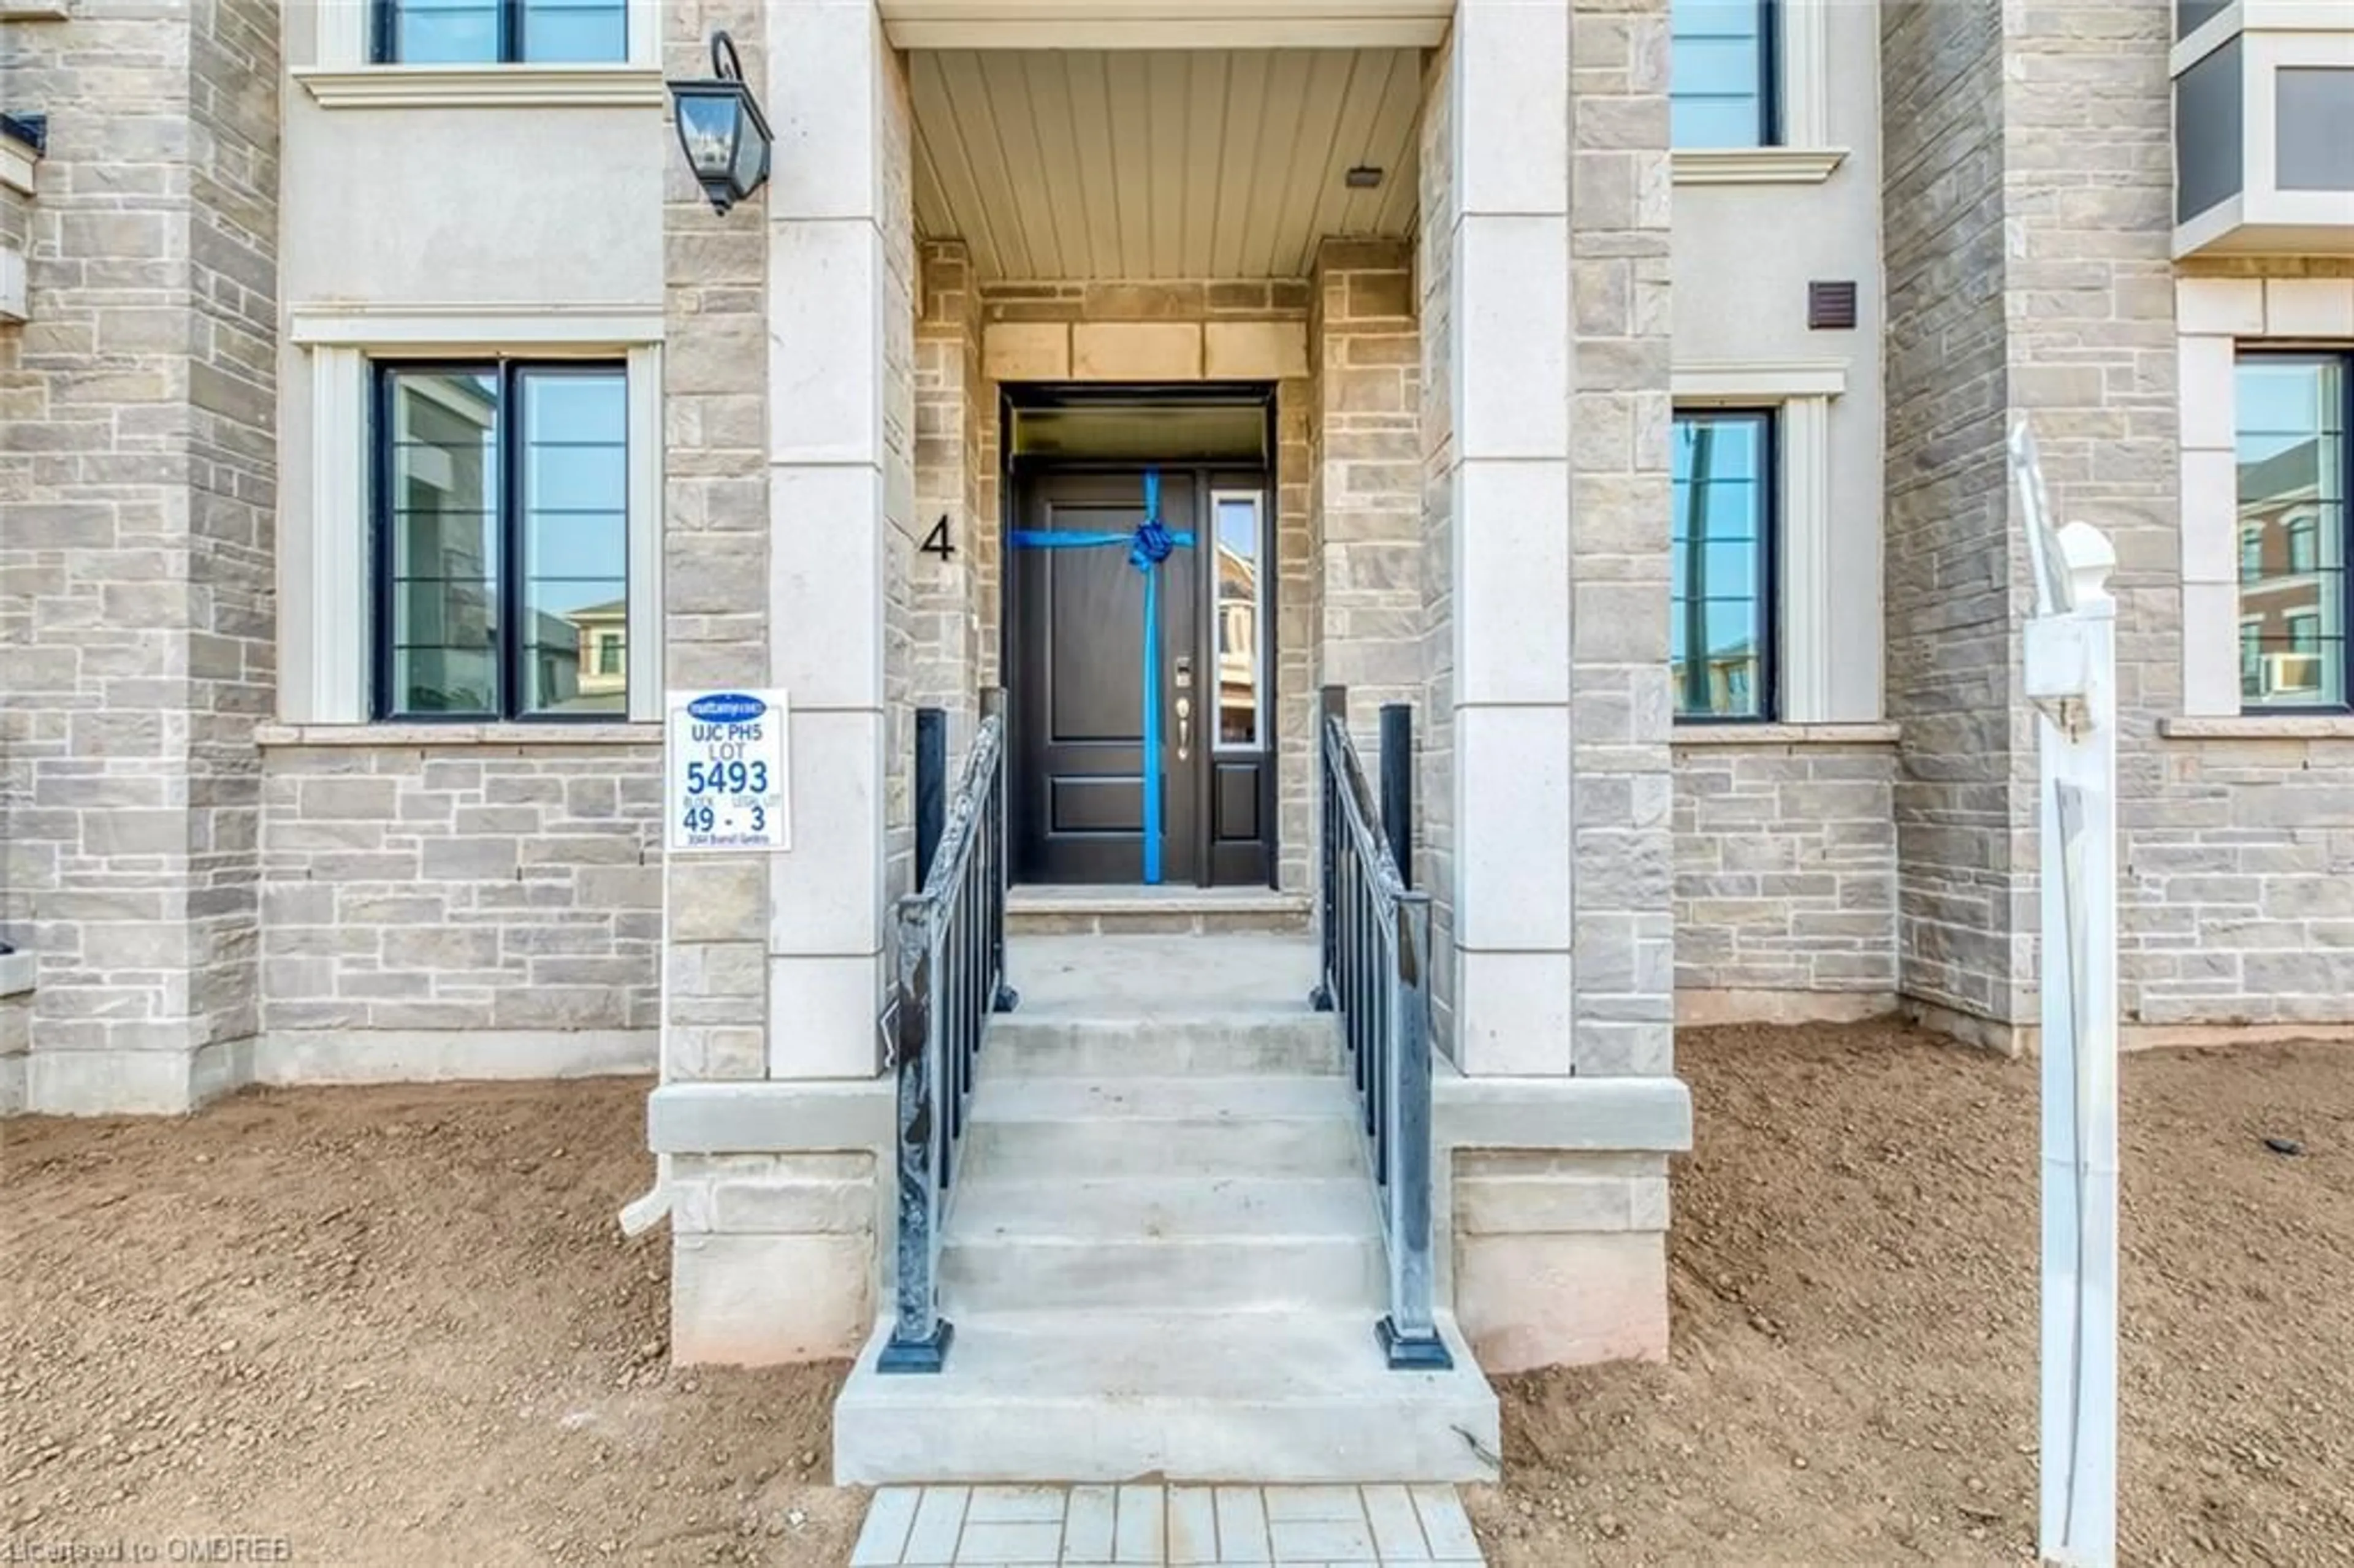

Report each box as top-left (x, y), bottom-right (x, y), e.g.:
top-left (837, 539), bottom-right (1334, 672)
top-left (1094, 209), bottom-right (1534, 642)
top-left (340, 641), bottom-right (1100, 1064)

top-left (665, 689), bottom-right (792, 854)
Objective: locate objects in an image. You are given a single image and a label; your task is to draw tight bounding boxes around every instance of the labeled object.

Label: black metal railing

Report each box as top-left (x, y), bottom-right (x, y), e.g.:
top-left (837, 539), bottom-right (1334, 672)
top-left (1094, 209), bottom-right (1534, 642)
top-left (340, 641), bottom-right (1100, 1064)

top-left (1310, 685), bottom-right (1450, 1371)
top-left (878, 690), bottom-right (1016, 1374)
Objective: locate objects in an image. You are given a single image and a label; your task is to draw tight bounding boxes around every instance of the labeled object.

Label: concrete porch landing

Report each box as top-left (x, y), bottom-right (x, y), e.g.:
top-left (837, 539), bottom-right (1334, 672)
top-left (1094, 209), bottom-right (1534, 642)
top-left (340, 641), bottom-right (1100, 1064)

top-left (832, 935), bottom-right (1500, 1486)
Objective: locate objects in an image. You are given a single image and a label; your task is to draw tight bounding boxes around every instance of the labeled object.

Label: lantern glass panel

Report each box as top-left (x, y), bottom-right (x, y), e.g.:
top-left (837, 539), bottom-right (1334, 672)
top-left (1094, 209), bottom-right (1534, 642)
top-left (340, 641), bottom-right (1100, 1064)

top-left (675, 91), bottom-right (741, 181)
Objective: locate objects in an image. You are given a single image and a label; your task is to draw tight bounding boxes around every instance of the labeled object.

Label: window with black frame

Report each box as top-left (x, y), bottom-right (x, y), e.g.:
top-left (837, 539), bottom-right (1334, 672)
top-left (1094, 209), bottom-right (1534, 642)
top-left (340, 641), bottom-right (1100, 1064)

top-left (1669, 0), bottom-right (1777, 148)
top-left (375, 362), bottom-right (629, 720)
top-left (2236, 351), bottom-right (2350, 709)
top-left (1672, 409), bottom-right (1775, 721)
top-left (373, 0), bottom-right (628, 64)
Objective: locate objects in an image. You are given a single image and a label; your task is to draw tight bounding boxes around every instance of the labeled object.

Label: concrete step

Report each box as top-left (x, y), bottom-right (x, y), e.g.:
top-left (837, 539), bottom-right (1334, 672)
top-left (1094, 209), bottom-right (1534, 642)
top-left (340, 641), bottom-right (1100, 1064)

top-left (958, 1075), bottom-right (1367, 1181)
top-left (939, 1177), bottom-right (1384, 1313)
top-left (984, 1013), bottom-right (1341, 1078)
top-left (1007, 889), bottom-right (1311, 937)
top-left (833, 1309), bottom-right (1499, 1485)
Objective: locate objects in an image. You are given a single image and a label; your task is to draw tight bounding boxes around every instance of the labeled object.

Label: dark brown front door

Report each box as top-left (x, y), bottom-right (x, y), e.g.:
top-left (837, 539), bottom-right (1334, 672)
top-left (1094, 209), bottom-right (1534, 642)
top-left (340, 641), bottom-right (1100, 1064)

top-left (1010, 470), bottom-right (1201, 884)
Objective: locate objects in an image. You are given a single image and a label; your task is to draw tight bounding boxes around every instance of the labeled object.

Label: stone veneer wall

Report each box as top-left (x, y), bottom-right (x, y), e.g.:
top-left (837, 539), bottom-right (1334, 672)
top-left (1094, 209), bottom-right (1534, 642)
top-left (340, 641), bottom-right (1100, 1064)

top-left (912, 240), bottom-right (982, 753)
top-left (1567, 0), bottom-right (1678, 1077)
top-left (1415, 36), bottom-right (1458, 1053)
top-left (256, 737), bottom-right (661, 1065)
top-left (0, 0), bottom-right (283, 1112)
top-left (660, 0), bottom-right (770, 1087)
top-left (879, 50), bottom-right (921, 908)
top-left (974, 280), bottom-right (1318, 894)
top-left (1670, 734), bottom-right (1900, 1019)
top-left (2146, 260), bottom-right (2354, 1032)
top-left (1878, 0), bottom-right (2032, 1043)
top-left (1311, 238), bottom-right (1424, 736)
top-left (1881, 2), bottom-right (2354, 1041)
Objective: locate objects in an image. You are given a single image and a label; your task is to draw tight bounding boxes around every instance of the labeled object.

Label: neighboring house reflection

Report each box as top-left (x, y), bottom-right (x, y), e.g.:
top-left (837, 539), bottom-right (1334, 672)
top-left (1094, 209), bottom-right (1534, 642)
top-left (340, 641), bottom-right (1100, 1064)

top-left (566, 597), bottom-right (628, 705)
top-left (2238, 436), bottom-right (2329, 704)
top-left (1216, 538), bottom-right (1257, 745)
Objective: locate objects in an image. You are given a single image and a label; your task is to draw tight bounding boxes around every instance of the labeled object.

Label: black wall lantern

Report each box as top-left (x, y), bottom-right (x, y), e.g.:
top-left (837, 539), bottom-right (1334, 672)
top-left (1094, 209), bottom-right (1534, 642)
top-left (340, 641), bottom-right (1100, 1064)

top-left (669, 31), bottom-right (772, 215)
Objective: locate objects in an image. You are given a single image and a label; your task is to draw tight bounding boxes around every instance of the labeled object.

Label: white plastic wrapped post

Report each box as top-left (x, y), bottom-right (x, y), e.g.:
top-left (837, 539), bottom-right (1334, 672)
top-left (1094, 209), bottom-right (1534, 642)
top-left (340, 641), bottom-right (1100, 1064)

top-left (2013, 420), bottom-right (2120, 1568)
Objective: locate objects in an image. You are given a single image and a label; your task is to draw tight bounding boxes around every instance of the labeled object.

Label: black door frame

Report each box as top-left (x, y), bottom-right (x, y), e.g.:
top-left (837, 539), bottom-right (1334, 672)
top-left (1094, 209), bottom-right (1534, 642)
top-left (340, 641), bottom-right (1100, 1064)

top-left (999, 382), bottom-right (1281, 889)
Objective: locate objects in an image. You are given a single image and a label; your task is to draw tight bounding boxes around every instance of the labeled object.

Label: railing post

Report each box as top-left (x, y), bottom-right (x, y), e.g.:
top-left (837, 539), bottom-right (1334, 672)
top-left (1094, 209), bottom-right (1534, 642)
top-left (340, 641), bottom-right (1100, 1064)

top-left (878, 897), bottom-right (951, 1373)
top-left (1309, 685), bottom-right (1347, 1011)
top-left (1377, 889), bottom-right (1450, 1371)
top-left (915, 707), bottom-right (947, 887)
top-left (981, 688), bottom-right (1019, 1013)
top-left (1379, 702), bottom-right (1412, 889)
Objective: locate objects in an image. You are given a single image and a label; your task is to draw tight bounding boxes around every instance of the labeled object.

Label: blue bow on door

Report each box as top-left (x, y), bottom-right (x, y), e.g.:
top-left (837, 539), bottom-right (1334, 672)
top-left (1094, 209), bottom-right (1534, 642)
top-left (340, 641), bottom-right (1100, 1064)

top-left (1008, 470), bottom-right (1194, 883)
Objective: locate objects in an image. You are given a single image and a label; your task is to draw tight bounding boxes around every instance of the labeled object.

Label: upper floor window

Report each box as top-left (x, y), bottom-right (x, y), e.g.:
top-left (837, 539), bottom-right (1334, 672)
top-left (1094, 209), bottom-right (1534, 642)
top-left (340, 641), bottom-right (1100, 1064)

top-left (2236, 351), bottom-right (2348, 709)
top-left (374, 0), bottom-right (628, 64)
top-left (1672, 409), bottom-right (1775, 721)
top-left (375, 362), bottom-right (630, 720)
top-left (1670, 0), bottom-right (1777, 149)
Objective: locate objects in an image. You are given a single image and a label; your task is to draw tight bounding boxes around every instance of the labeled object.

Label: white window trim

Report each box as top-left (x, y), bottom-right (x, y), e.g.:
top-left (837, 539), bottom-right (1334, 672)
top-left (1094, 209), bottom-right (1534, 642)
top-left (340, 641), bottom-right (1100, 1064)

top-left (2176, 276), bottom-right (2354, 718)
top-left (290, 308), bottom-right (665, 726)
top-left (303, 0), bottom-right (661, 101)
top-left (2172, 18), bottom-right (2354, 257)
top-left (1674, 361), bottom-right (1843, 725)
top-left (1669, 0), bottom-right (1845, 186)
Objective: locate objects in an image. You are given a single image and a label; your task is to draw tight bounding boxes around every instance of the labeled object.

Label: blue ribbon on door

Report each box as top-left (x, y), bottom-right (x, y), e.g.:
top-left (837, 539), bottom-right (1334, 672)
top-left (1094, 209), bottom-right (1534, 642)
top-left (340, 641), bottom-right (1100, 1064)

top-left (1008, 469), bottom-right (1194, 884)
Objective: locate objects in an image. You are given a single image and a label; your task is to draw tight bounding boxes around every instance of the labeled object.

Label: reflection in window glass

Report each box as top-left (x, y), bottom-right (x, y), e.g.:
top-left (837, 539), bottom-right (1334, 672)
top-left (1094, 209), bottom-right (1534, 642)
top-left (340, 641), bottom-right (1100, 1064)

top-left (521, 370), bottom-right (629, 715)
top-left (387, 370), bottom-right (501, 716)
top-left (1670, 0), bottom-right (1771, 149)
top-left (2236, 355), bottom-right (2347, 708)
top-left (1213, 495), bottom-right (1263, 748)
top-left (1672, 411), bottom-right (1772, 720)
top-left (376, 363), bottom-right (628, 720)
top-left (379, 0), bottom-right (627, 63)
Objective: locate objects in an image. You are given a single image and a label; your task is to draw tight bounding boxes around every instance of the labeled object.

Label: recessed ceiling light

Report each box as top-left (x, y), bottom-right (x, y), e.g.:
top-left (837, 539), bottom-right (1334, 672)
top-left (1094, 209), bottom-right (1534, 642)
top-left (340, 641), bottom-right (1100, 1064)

top-left (1345, 166), bottom-right (1384, 189)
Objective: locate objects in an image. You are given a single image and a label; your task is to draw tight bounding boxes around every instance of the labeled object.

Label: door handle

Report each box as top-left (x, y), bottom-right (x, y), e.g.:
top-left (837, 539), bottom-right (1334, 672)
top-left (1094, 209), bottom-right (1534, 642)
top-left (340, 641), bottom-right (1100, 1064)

top-left (1175, 695), bottom-right (1192, 761)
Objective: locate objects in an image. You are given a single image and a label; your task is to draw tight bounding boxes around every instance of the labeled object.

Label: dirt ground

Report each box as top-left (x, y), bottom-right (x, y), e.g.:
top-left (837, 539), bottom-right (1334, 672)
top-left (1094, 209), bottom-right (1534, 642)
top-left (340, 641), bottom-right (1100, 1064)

top-left (4, 1023), bottom-right (2348, 1567)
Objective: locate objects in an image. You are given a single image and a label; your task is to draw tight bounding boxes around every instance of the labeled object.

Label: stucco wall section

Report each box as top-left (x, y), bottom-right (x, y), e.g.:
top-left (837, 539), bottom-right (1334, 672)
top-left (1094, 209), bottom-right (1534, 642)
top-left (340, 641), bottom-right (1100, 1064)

top-left (1569, 0), bottom-right (1678, 1077)
top-left (0, 0), bottom-right (281, 1113)
top-left (257, 740), bottom-right (661, 1035)
top-left (1671, 736), bottom-right (1899, 1008)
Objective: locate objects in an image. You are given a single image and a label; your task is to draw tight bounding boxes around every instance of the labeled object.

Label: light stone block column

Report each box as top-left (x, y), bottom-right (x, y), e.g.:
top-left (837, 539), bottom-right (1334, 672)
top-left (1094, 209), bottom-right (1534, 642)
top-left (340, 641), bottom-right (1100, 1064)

top-left (659, 0), bottom-right (898, 1366)
top-left (660, 0), bottom-right (773, 1089)
top-left (1444, 0), bottom-right (1577, 1078)
top-left (763, 0), bottom-right (914, 1079)
top-left (1566, 0), bottom-right (1677, 1078)
top-left (1422, 0), bottom-right (1690, 1376)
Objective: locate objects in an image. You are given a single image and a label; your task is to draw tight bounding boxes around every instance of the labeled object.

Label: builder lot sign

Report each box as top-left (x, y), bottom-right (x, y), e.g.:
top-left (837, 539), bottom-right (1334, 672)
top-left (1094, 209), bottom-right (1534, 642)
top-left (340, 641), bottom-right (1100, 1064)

top-left (665, 688), bottom-right (791, 854)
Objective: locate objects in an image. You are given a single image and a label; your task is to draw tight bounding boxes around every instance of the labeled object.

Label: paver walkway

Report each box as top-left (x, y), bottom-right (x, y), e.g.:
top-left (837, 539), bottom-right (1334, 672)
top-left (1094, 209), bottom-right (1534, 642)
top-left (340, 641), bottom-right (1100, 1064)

top-left (850, 1483), bottom-right (1487, 1566)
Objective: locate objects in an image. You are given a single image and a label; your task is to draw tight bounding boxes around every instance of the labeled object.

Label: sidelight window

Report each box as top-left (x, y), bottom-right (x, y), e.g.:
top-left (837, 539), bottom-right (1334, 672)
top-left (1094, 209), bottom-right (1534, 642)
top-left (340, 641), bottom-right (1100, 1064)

top-left (1211, 492), bottom-right (1265, 750)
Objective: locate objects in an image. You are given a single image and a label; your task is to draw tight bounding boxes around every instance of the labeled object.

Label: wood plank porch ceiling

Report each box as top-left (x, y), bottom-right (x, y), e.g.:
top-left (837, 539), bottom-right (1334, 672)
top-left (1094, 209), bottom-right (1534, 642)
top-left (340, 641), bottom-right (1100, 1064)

top-left (909, 48), bottom-right (1426, 283)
